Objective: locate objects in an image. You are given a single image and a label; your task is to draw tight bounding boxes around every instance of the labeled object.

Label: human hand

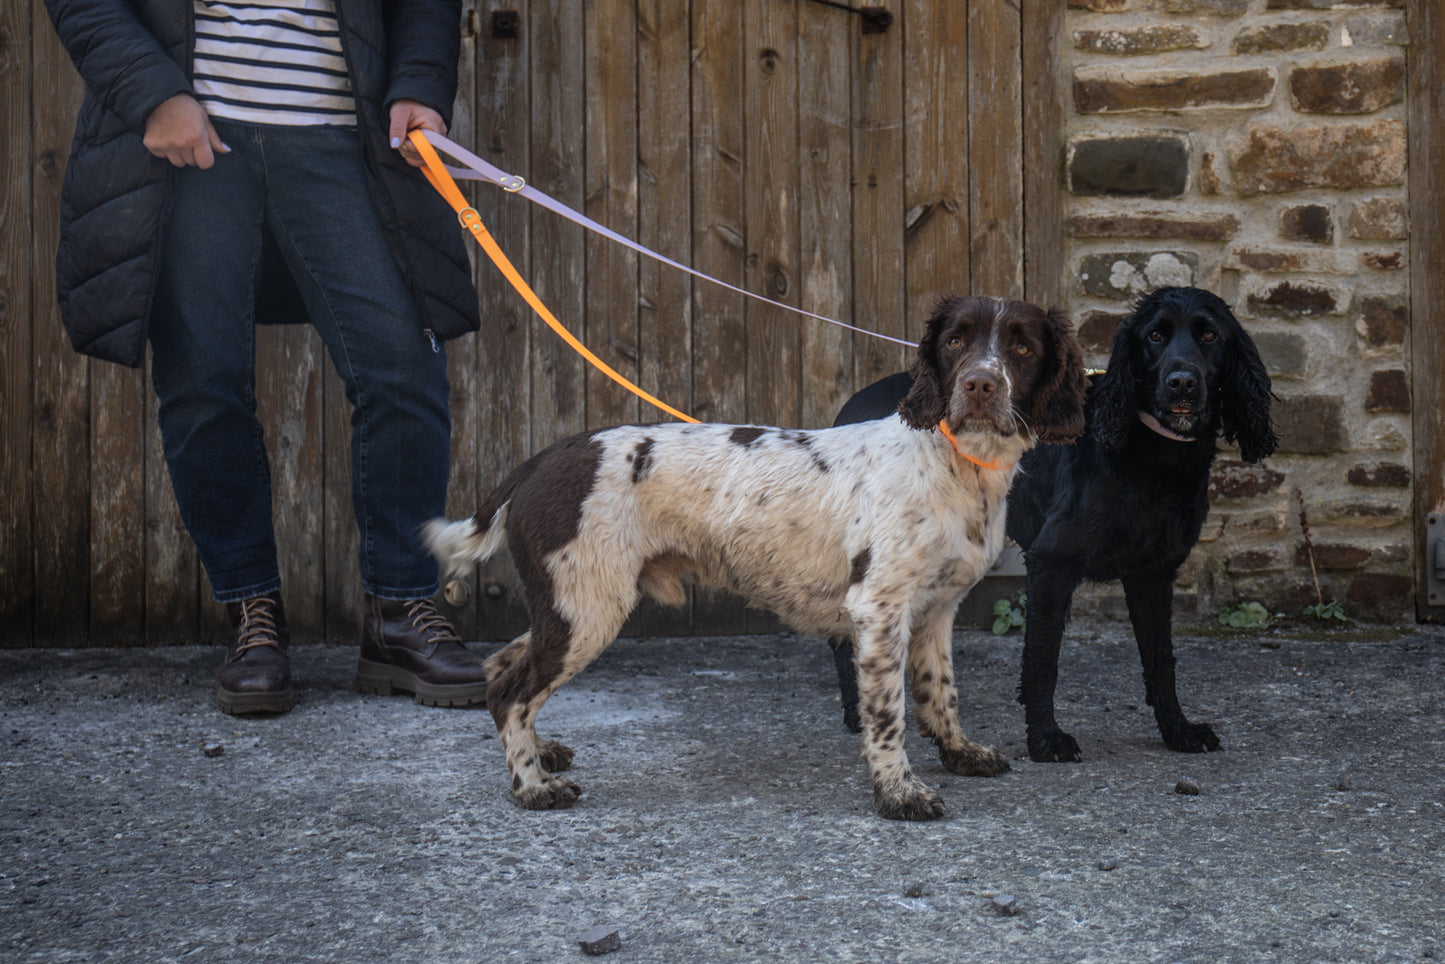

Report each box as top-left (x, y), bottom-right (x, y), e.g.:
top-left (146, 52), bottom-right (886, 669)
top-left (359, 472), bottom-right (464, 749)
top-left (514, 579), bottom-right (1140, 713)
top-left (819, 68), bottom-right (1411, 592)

top-left (143, 94), bottom-right (229, 169)
top-left (389, 99), bottom-right (447, 168)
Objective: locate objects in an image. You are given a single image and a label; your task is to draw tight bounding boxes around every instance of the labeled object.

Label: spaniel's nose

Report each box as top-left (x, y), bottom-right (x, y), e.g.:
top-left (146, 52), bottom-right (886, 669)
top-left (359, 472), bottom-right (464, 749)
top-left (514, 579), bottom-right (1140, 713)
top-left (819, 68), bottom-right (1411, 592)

top-left (962, 372), bottom-right (997, 396)
top-left (1166, 370), bottom-right (1198, 395)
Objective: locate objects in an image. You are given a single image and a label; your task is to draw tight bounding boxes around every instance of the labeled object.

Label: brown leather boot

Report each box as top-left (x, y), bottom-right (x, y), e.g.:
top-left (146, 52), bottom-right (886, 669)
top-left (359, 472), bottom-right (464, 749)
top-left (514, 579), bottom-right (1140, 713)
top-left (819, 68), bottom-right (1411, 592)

top-left (355, 595), bottom-right (487, 707)
top-left (217, 593), bottom-right (293, 716)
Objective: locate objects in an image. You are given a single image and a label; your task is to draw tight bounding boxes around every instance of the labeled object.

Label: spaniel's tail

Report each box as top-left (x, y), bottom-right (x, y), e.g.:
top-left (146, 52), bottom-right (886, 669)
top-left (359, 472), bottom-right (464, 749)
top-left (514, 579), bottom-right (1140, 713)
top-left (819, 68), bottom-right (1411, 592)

top-left (423, 504), bottom-right (509, 578)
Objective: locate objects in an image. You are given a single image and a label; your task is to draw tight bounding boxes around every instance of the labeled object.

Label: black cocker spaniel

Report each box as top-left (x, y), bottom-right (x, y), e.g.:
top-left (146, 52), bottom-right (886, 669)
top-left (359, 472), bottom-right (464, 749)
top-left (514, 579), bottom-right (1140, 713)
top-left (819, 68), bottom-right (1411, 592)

top-left (829, 286), bottom-right (1278, 762)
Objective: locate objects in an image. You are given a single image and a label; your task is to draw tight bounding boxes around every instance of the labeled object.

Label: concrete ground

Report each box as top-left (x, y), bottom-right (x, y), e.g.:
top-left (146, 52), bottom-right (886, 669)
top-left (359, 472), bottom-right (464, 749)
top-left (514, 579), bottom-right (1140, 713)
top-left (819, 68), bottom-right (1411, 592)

top-left (2, 619), bottom-right (1442, 963)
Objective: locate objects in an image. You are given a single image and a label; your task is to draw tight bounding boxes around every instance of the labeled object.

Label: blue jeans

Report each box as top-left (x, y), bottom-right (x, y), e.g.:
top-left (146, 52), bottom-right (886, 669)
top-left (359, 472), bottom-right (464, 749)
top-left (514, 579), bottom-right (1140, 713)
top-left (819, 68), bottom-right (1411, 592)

top-left (150, 121), bottom-right (450, 603)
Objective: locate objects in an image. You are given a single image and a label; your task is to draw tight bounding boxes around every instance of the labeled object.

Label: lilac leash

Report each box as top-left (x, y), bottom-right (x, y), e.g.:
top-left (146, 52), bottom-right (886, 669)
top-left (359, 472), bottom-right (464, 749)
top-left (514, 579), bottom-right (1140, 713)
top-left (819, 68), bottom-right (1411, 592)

top-left (421, 131), bottom-right (913, 348)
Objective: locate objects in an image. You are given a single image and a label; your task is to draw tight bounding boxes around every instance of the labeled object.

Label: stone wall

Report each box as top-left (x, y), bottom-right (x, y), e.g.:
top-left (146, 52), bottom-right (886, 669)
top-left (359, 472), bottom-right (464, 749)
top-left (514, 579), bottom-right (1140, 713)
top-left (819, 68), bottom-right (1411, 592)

top-left (1061, 0), bottom-right (1412, 621)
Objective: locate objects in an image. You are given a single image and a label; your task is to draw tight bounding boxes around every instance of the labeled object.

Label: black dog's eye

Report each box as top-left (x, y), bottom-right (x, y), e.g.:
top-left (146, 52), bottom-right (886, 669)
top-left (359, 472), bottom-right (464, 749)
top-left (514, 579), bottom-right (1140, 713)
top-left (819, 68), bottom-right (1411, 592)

top-left (1147, 330), bottom-right (1165, 343)
top-left (1201, 330), bottom-right (1217, 343)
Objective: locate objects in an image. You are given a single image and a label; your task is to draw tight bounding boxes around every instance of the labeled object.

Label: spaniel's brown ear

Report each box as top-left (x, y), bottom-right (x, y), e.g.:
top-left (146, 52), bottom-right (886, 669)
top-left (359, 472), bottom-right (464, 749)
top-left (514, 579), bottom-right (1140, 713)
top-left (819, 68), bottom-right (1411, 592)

top-left (898, 297), bottom-right (957, 430)
top-left (1029, 306), bottom-right (1087, 444)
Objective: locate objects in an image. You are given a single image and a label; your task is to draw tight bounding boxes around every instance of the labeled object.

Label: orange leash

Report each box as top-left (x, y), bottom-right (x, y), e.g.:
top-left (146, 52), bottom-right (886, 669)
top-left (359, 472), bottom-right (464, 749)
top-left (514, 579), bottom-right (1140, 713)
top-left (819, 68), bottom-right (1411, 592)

top-left (409, 130), bottom-right (699, 425)
top-left (936, 420), bottom-right (1014, 471)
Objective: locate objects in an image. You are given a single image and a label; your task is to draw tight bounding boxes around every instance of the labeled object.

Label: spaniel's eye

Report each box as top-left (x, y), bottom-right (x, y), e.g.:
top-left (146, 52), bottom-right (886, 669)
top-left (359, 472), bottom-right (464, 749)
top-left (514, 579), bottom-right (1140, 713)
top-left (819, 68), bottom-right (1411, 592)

top-left (1015, 342), bottom-right (1032, 356)
top-left (1201, 330), bottom-right (1217, 343)
top-left (1147, 330), bottom-right (1165, 343)
top-left (947, 337), bottom-right (963, 349)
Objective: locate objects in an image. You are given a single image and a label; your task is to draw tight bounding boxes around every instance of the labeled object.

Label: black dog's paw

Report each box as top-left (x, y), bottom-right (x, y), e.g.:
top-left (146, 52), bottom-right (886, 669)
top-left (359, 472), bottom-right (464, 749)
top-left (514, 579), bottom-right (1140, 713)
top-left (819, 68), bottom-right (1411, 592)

top-left (1027, 727), bottom-right (1083, 763)
top-left (842, 704), bottom-right (862, 736)
top-left (1161, 719), bottom-right (1221, 754)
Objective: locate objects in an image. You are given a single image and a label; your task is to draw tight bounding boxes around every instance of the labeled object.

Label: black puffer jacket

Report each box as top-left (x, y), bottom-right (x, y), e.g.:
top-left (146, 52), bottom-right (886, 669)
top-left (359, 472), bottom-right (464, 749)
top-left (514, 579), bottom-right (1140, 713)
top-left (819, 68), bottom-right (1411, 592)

top-left (45, 0), bottom-right (480, 367)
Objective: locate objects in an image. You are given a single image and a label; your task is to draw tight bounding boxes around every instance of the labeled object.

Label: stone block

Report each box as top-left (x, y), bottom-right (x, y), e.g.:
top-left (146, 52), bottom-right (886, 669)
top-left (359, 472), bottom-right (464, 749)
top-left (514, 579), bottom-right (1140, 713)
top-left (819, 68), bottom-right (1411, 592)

top-left (1360, 252), bottom-right (1404, 271)
top-left (1245, 280), bottom-right (1344, 317)
top-left (1357, 296), bottom-right (1407, 348)
top-left (1229, 247), bottom-right (1348, 274)
top-left (1077, 309), bottom-right (1126, 355)
top-left (1365, 369), bottom-right (1409, 412)
top-left (1210, 460), bottom-right (1286, 499)
top-left (1079, 251), bottom-right (1197, 300)
top-left (1342, 14), bottom-right (1407, 45)
top-left (1295, 544), bottom-right (1371, 570)
top-left (1345, 573), bottom-right (1412, 620)
top-left (1231, 120), bottom-right (1406, 196)
top-left (1252, 332), bottom-right (1307, 377)
top-left (1070, 211), bottom-right (1239, 241)
top-left (1363, 418), bottom-right (1407, 451)
top-left (1279, 204), bottom-right (1333, 244)
top-left (1313, 499), bottom-right (1408, 527)
top-left (1228, 549), bottom-right (1286, 574)
top-left (1347, 462), bottom-right (1410, 487)
top-left (1199, 151), bottom-right (1222, 195)
top-left (1348, 197), bottom-right (1408, 239)
top-left (1075, 25), bottom-right (1209, 56)
top-left (1272, 395), bottom-right (1345, 453)
top-left (1069, 135), bottom-right (1189, 198)
top-left (1076, 66), bottom-right (1276, 113)
top-left (1268, 0), bottom-right (1402, 7)
top-left (1290, 57), bottom-right (1404, 114)
top-left (1070, 0), bottom-right (1129, 9)
top-left (1232, 21), bottom-right (1329, 54)
top-left (1144, 0), bottom-right (1248, 13)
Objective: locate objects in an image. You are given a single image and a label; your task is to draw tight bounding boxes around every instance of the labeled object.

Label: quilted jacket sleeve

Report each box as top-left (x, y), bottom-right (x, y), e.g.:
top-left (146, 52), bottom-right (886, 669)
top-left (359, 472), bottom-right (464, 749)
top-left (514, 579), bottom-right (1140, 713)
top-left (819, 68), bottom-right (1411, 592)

top-left (45, 0), bottom-right (192, 132)
top-left (381, 0), bottom-right (461, 127)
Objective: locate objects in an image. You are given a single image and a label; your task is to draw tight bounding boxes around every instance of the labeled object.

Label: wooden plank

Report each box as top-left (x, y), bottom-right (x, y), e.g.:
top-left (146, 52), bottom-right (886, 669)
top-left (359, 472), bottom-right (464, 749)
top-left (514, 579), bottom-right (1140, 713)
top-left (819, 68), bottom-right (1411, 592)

top-left (629, 0), bottom-right (696, 638)
top-left (1021, 0), bottom-right (1067, 312)
top-left (528, 0), bottom-right (587, 449)
top-left (1410, 0), bottom-right (1445, 622)
top-left (583, 0), bottom-right (641, 430)
top-left (967, 0), bottom-right (1024, 300)
top-left (690, 0), bottom-right (748, 633)
top-left (850, 0), bottom-right (908, 387)
top-left (253, 325), bottom-right (325, 640)
top-left (903, 0), bottom-right (970, 343)
top-left (796, 0), bottom-right (853, 430)
top-left (320, 353), bottom-right (359, 643)
top-left (472, 0), bottom-right (535, 640)
top-left (741, 0), bottom-right (799, 430)
top-left (29, 6), bottom-right (89, 645)
top-left (0, 0), bottom-right (34, 645)
top-left (690, 0), bottom-right (748, 427)
top-left (88, 362), bottom-right (146, 644)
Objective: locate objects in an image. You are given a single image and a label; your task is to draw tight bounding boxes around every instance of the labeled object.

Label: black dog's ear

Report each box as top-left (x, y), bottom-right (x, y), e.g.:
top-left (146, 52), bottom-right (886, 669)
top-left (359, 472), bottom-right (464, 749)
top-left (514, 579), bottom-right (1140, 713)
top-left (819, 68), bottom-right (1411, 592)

top-left (898, 298), bottom-right (953, 430)
top-left (1219, 317), bottom-right (1279, 464)
top-left (1090, 317), bottom-right (1139, 455)
top-left (1029, 306), bottom-right (1088, 444)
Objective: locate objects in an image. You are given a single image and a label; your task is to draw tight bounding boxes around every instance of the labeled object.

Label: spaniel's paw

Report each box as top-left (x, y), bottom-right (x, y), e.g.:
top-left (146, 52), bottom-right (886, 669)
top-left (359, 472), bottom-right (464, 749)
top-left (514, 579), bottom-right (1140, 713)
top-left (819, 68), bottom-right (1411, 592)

top-left (513, 774), bottom-right (581, 810)
top-left (873, 778), bottom-right (946, 821)
top-left (1161, 718), bottom-right (1221, 754)
top-left (1027, 726), bottom-right (1083, 763)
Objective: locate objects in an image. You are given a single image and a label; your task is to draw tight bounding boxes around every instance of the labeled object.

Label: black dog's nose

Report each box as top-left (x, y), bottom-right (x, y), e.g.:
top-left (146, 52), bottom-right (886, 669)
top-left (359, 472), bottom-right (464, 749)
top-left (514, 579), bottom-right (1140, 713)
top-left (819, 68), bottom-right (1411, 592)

top-left (962, 372), bottom-right (997, 396)
top-left (1166, 370), bottom-right (1198, 395)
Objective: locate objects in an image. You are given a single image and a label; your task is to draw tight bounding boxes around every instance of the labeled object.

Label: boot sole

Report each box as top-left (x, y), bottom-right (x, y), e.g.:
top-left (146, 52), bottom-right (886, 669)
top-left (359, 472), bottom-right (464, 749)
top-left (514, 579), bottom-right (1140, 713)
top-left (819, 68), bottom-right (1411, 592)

top-left (217, 686), bottom-right (294, 716)
top-left (355, 659), bottom-right (487, 708)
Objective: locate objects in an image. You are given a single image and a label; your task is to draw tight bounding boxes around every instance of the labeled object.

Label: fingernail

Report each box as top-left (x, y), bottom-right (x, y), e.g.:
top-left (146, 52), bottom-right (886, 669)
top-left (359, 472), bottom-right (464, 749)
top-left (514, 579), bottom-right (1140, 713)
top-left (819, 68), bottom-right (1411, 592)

top-left (390, 137), bottom-right (401, 149)
top-left (220, 143), bottom-right (232, 152)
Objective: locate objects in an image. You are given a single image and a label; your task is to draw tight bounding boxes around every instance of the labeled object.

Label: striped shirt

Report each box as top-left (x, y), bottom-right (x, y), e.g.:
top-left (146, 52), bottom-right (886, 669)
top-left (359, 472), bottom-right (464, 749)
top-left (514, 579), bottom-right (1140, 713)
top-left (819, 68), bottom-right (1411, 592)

top-left (192, 0), bottom-right (356, 127)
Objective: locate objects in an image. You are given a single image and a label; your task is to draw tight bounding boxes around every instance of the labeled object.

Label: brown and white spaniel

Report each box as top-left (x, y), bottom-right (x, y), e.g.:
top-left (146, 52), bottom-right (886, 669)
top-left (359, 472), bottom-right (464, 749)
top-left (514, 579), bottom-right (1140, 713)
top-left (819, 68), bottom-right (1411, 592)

top-left (425, 295), bottom-right (1086, 820)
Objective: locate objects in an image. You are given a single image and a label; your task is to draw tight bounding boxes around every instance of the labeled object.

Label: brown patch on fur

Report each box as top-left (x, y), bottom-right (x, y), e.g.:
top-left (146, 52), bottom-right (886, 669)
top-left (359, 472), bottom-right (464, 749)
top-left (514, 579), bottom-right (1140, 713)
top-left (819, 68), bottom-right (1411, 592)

top-left (730, 426), bottom-right (767, 447)
top-left (967, 517), bottom-right (985, 546)
top-left (630, 437), bottom-right (655, 484)
top-left (849, 547), bottom-right (872, 586)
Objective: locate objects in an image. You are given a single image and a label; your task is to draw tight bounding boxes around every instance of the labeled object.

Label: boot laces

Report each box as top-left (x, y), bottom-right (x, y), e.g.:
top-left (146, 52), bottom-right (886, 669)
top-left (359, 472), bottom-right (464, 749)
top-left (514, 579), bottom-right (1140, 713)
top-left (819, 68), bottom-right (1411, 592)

top-left (404, 599), bottom-right (462, 645)
top-left (235, 597), bottom-right (282, 654)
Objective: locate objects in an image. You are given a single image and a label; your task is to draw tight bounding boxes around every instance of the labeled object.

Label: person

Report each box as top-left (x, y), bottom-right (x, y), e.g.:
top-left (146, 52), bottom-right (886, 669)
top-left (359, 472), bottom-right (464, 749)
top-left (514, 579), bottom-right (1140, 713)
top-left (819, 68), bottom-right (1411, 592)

top-left (45, 0), bottom-right (489, 715)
